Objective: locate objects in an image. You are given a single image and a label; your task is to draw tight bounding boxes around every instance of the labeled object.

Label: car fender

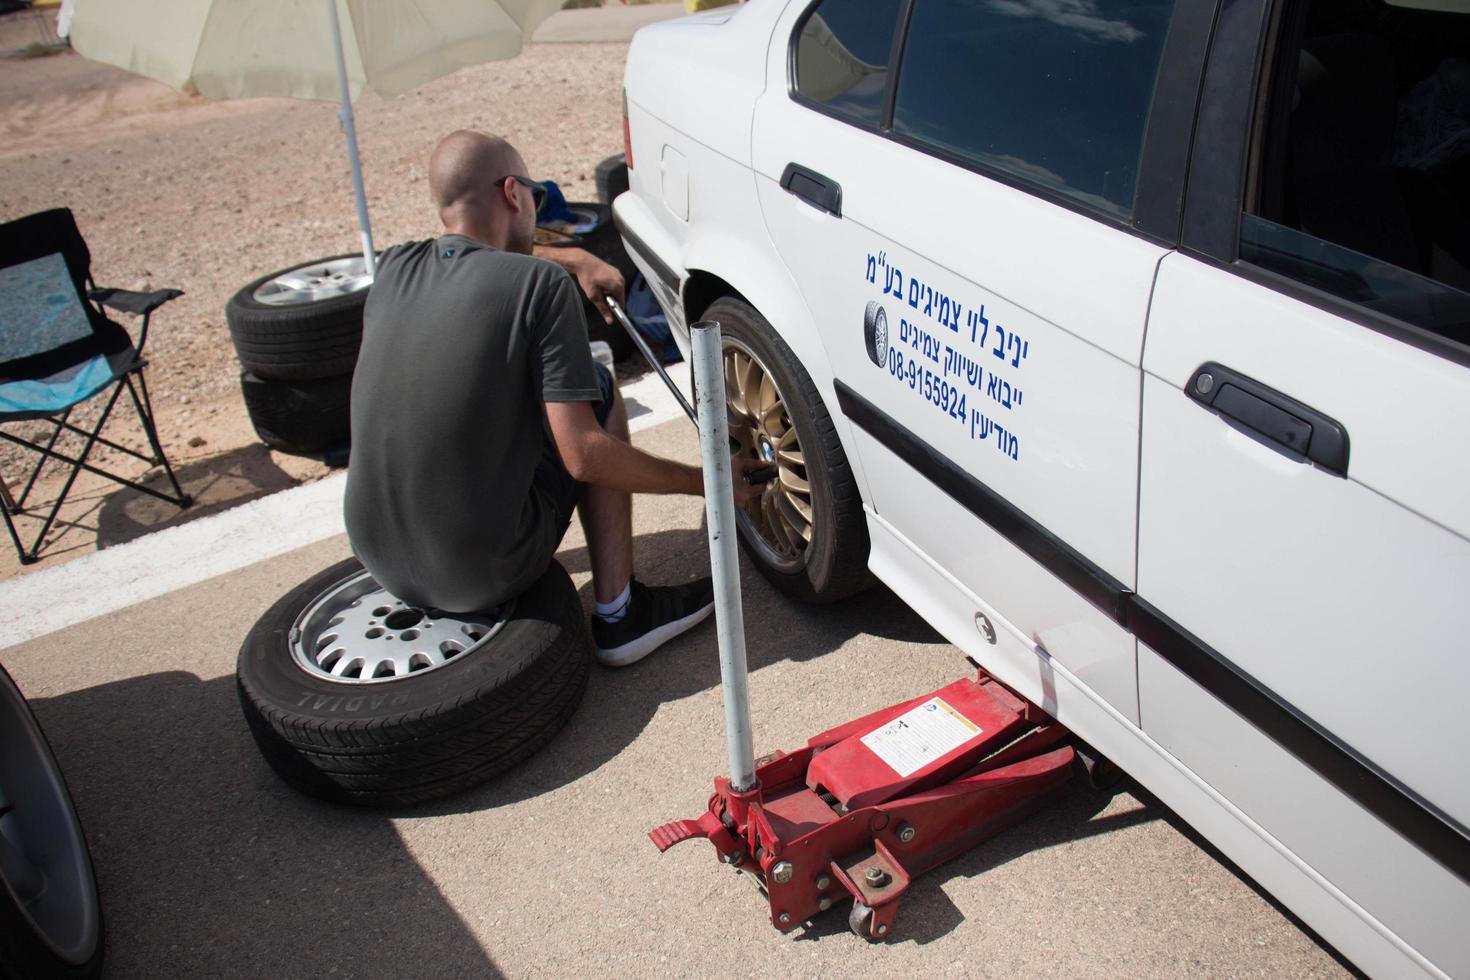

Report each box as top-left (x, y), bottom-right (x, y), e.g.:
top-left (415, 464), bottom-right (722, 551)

top-left (681, 229), bottom-right (875, 502)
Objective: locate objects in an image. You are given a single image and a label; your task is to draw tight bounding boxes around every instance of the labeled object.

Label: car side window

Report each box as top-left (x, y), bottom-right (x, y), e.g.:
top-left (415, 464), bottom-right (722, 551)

top-left (889, 0), bottom-right (1178, 219)
top-left (792, 0), bottom-right (904, 128)
top-left (1245, 0), bottom-right (1470, 350)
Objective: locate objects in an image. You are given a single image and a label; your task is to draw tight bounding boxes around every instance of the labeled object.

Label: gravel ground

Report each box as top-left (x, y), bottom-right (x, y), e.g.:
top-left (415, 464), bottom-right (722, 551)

top-left (0, 22), bottom-right (633, 575)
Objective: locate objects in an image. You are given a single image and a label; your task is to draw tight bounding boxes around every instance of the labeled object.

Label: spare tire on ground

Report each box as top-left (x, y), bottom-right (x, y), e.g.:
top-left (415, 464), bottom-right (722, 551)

top-left (236, 557), bottom-right (592, 806)
top-left (239, 371), bottom-right (351, 456)
top-left (226, 254), bottom-right (371, 381)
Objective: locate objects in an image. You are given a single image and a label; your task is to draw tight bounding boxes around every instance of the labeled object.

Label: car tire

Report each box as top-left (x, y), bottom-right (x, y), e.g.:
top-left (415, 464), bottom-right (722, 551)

top-left (0, 665), bottom-right (104, 980)
top-left (236, 557), bottom-right (592, 807)
top-left (226, 254), bottom-right (371, 381)
top-left (239, 371), bottom-right (352, 456)
top-left (542, 203), bottom-right (638, 360)
top-left (707, 296), bottom-right (873, 603)
top-left (595, 154), bottom-right (630, 205)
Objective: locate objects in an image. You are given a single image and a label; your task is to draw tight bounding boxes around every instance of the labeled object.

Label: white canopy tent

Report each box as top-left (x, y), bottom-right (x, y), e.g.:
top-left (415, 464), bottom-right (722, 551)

top-left (66, 0), bottom-right (567, 275)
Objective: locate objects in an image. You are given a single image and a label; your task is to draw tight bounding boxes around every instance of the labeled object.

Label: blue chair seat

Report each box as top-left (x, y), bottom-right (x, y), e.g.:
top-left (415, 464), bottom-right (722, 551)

top-left (0, 348), bottom-right (140, 420)
top-left (0, 208), bottom-right (190, 564)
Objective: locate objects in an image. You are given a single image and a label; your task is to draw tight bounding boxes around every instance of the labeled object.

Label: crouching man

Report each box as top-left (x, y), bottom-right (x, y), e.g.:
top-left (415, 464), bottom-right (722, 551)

top-left (345, 130), bottom-right (762, 666)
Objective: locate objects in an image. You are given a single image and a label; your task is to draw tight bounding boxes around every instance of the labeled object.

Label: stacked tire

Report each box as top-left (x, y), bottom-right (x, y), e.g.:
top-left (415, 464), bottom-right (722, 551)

top-left (540, 198), bottom-right (640, 360)
top-left (227, 254), bottom-right (370, 456)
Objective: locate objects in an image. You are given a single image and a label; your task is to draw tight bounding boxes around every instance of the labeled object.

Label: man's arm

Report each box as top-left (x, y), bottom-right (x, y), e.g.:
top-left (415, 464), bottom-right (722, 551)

top-left (545, 400), bottom-right (761, 507)
top-left (533, 245), bottom-right (626, 324)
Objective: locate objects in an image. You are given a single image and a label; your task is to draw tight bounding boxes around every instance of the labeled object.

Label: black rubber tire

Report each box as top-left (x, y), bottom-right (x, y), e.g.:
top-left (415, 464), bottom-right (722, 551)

top-left (225, 254), bottom-right (369, 381)
top-left (707, 297), bottom-right (873, 603)
top-left (595, 154), bottom-right (630, 204)
top-left (236, 558), bottom-right (592, 806)
top-left (239, 371), bottom-right (351, 456)
top-left (542, 203), bottom-right (638, 360)
top-left (1075, 742), bottom-right (1126, 792)
top-left (0, 665), bottom-right (104, 980)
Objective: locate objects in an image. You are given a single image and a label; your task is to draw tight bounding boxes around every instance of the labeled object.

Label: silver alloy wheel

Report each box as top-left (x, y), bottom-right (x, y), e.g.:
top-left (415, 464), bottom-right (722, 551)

top-left (0, 669), bottom-right (100, 966)
top-left (290, 570), bottom-right (510, 684)
top-left (723, 336), bottom-right (813, 572)
top-left (252, 255), bottom-right (372, 307)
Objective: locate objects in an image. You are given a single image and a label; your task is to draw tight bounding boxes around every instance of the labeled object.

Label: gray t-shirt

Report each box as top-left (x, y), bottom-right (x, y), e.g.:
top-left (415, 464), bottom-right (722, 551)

top-left (344, 234), bottom-right (599, 612)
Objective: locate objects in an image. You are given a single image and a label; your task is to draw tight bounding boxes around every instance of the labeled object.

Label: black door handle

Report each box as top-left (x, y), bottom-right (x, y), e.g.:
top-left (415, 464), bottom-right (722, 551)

top-left (1186, 362), bottom-right (1350, 476)
top-left (780, 163), bottom-right (842, 217)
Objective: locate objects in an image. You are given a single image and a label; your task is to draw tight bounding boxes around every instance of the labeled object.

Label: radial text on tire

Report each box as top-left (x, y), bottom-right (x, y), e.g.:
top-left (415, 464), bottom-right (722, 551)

top-left (0, 664), bottom-right (104, 980)
top-left (236, 557), bottom-right (592, 807)
top-left (226, 254), bottom-right (372, 381)
top-left (708, 296), bottom-right (872, 603)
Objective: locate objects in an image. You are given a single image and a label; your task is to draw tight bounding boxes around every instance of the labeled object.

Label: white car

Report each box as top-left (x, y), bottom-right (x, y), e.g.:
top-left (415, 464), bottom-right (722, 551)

top-left (614, 0), bottom-right (1470, 976)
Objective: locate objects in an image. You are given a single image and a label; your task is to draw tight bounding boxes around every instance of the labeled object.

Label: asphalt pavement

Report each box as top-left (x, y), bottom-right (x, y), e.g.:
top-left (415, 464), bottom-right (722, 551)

top-left (1, 415), bottom-right (1352, 978)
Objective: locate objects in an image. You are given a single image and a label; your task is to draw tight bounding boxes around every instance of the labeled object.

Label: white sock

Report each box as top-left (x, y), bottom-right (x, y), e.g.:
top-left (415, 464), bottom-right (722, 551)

top-left (595, 581), bottom-right (633, 623)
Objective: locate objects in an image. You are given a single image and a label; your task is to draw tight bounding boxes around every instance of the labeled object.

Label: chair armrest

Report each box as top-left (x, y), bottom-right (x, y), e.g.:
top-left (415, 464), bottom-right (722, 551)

top-left (89, 287), bottom-right (184, 317)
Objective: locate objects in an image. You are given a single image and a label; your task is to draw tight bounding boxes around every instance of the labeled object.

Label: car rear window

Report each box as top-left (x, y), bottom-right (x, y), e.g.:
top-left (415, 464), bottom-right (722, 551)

top-left (891, 0), bottom-right (1178, 219)
top-left (793, 0), bottom-right (904, 128)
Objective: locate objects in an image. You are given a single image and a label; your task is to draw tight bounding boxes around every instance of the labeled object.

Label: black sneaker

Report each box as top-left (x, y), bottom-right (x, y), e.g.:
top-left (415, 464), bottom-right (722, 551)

top-left (591, 578), bottom-right (715, 667)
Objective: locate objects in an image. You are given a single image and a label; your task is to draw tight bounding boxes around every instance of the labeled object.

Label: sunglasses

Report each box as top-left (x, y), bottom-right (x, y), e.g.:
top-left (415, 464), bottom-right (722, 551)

top-left (497, 174), bottom-right (547, 211)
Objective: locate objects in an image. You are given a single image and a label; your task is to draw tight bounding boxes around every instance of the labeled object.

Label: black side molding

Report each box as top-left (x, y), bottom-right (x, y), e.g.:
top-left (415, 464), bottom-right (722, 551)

top-left (834, 379), bottom-right (1470, 883)
top-left (780, 163), bottom-right (842, 217)
top-left (611, 209), bottom-right (680, 294)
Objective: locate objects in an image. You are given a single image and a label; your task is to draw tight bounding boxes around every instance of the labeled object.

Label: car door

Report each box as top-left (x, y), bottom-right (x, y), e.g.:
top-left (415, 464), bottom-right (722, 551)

top-left (1135, 0), bottom-right (1470, 973)
top-left (751, 0), bottom-right (1209, 724)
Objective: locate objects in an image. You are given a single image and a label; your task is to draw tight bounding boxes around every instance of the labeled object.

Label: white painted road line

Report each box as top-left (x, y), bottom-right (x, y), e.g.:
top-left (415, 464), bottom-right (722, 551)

top-left (0, 368), bottom-right (687, 650)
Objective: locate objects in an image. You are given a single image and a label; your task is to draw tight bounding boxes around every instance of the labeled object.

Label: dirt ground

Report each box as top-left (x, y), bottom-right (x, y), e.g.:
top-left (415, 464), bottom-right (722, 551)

top-left (0, 10), bottom-right (634, 579)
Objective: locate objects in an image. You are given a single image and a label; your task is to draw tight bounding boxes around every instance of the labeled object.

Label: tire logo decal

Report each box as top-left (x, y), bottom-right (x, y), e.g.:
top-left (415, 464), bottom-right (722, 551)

top-left (864, 301), bottom-right (889, 368)
top-left (865, 247), bottom-right (1031, 463)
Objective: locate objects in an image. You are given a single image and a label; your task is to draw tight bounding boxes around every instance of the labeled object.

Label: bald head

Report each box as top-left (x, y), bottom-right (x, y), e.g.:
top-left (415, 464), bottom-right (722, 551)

top-left (428, 130), bottom-right (524, 212)
top-left (427, 130), bottom-right (537, 253)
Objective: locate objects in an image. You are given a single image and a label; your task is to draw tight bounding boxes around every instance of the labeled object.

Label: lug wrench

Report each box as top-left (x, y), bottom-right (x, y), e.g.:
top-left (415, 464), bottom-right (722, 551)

top-left (605, 295), bottom-right (777, 485)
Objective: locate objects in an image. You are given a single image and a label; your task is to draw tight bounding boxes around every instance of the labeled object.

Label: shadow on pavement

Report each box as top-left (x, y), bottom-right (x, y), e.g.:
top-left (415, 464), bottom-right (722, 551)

top-left (415, 527), bottom-right (945, 819)
top-left (94, 444), bottom-right (303, 549)
top-left (29, 671), bottom-right (502, 978)
top-left (791, 787), bottom-right (1159, 944)
top-left (5, 443), bottom-right (304, 568)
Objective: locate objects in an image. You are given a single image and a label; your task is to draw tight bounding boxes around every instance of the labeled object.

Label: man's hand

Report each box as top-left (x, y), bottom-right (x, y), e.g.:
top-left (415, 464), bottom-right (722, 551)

top-left (533, 245), bottom-right (626, 324)
top-left (730, 455), bottom-right (773, 509)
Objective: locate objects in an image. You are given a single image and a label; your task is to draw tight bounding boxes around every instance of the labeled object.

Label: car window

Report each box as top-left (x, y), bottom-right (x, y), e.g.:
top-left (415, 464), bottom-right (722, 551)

top-left (1247, 0), bottom-right (1470, 349)
top-left (890, 0), bottom-right (1178, 219)
top-left (792, 0), bottom-right (904, 128)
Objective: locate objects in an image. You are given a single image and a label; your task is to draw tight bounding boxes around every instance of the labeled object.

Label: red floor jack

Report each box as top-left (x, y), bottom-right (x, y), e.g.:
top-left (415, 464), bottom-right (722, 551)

top-left (650, 673), bottom-right (1076, 940)
top-left (619, 309), bottom-right (1079, 941)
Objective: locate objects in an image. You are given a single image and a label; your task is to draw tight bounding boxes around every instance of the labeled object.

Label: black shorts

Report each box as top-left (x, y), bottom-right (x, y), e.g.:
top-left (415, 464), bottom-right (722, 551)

top-left (537, 361), bottom-right (616, 543)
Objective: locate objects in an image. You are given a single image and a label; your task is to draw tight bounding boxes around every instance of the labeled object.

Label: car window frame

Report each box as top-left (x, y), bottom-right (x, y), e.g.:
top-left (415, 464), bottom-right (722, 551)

top-left (1179, 0), bottom-right (1470, 370)
top-left (785, 0), bottom-right (1218, 247)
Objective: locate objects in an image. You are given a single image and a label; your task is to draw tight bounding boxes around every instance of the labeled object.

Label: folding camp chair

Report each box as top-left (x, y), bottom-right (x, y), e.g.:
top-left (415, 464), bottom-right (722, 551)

top-left (0, 208), bottom-right (191, 565)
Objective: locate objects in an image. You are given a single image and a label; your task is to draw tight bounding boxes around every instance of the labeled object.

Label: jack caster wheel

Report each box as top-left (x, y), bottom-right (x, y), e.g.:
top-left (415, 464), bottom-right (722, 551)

top-left (848, 903), bottom-right (889, 942)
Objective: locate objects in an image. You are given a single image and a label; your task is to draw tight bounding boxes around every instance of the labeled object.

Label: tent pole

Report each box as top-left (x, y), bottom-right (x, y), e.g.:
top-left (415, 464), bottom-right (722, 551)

top-left (328, 0), bottom-right (376, 278)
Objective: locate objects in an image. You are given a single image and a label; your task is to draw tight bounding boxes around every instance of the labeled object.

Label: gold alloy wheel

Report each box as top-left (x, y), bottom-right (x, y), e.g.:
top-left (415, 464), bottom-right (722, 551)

top-left (723, 337), bottom-right (812, 571)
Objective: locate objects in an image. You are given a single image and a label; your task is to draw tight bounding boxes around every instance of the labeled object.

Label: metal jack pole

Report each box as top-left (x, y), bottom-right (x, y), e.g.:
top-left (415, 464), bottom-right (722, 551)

top-left (606, 296), bottom-right (696, 423)
top-left (690, 319), bottom-right (757, 793)
top-left (327, 0), bottom-right (376, 279)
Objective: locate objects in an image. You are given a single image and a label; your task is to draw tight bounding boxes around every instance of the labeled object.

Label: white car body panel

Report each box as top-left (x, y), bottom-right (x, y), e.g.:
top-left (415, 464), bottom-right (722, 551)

top-left (617, 4), bottom-right (1470, 976)
top-left (1142, 254), bottom-right (1470, 831)
top-left (875, 510), bottom-right (1450, 977)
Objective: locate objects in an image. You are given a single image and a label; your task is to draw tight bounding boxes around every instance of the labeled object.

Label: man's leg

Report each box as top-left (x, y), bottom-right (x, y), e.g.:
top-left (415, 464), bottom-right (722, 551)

top-left (574, 365), bottom-right (714, 667)
top-left (577, 384), bottom-right (633, 605)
